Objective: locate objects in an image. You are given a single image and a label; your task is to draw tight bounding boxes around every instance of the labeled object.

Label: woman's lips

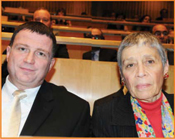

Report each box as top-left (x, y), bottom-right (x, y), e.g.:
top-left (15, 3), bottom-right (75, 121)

top-left (136, 84), bottom-right (151, 90)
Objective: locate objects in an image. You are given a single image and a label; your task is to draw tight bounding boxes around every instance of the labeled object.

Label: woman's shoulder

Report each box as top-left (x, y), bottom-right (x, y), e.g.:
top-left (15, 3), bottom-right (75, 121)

top-left (94, 87), bottom-right (124, 107)
top-left (163, 90), bottom-right (174, 112)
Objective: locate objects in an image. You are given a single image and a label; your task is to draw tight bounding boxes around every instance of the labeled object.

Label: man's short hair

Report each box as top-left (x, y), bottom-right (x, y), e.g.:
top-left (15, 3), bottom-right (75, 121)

top-left (9, 22), bottom-right (57, 57)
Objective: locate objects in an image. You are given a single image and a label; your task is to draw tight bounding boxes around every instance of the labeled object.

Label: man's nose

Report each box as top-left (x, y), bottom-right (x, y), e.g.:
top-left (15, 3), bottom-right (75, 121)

top-left (160, 33), bottom-right (164, 38)
top-left (24, 52), bottom-right (35, 64)
top-left (39, 19), bottom-right (43, 23)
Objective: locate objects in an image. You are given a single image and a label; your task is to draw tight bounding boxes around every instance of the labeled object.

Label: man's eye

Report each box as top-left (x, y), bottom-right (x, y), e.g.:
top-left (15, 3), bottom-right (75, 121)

top-left (43, 19), bottom-right (49, 22)
top-left (19, 47), bottom-right (27, 52)
top-left (36, 51), bottom-right (48, 58)
top-left (35, 18), bottom-right (40, 22)
top-left (39, 52), bottom-right (45, 56)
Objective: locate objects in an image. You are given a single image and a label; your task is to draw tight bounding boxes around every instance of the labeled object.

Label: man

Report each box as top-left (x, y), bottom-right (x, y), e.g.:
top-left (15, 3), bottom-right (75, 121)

top-left (152, 24), bottom-right (169, 43)
top-left (152, 24), bottom-right (174, 65)
top-left (2, 22), bottom-right (90, 137)
top-left (83, 28), bottom-right (117, 62)
top-left (33, 8), bottom-right (69, 58)
top-left (156, 9), bottom-right (168, 20)
top-left (2, 8), bottom-right (69, 78)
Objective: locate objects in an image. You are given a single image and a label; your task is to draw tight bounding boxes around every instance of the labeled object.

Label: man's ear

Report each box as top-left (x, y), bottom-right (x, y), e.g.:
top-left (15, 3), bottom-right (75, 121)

top-left (49, 58), bottom-right (55, 71)
top-left (6, 46), bottom-right (12, 62)
top-left (163, 60), bottom-right (169, 75)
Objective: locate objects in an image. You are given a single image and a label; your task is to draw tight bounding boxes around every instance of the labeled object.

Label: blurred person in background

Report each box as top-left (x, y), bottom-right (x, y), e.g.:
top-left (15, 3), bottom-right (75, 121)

top-left (83, 28), bottom-right (117, 62)
top-left (55, 8), bottom-right (71, 26)
top-left (152, 24), bottom-right (174, 65)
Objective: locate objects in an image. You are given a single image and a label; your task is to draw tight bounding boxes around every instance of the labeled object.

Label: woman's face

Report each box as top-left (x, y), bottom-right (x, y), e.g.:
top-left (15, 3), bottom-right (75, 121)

top-left (143, 16), bottom-right (150, 23)
top-left (121, 44), bottom-right (169, 102)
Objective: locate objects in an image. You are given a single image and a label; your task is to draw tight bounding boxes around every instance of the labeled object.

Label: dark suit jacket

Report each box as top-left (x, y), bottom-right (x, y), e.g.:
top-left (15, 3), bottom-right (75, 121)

top-left (83, 48), bottom-right (117, 62)
top-left (92, 90), bottom-right (174, 137)
top-left (2, 79), bottom-right (90, 137)
top-left (54, 44), bottom-right (69, 58)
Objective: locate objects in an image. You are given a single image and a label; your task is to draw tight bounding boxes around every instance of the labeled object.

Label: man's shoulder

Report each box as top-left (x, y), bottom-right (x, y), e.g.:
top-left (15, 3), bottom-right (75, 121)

top-left (42, 81), bottom-right (89, 105)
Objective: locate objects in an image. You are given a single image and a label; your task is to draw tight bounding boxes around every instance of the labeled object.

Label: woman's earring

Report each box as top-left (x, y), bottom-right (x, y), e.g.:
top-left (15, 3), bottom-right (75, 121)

top-left (164, 73), bottom-right (169, 79)
top-left (121, 80), bottom-right (125, 86)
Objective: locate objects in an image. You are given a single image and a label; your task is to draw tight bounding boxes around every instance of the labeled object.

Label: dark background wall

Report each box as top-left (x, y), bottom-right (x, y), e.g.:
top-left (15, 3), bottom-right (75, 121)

top-left (2, 1), bottom-right (174, 20)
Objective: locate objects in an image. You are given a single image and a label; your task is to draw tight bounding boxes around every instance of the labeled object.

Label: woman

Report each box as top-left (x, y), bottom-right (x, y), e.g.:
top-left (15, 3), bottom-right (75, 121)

top-left (133, 15), bottom-right (151, 31)
top-left (140, 15), bottom-right (151, 23)
top-left (55, 8), bottom-right (71, 26)
top-left (92, 32), bottom-right (174, 137)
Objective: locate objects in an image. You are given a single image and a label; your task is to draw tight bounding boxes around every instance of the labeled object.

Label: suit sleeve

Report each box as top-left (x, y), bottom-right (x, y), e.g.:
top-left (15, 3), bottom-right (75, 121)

top-left (71, 101), bottom-right (91, 137)
top-left (111, 50), bottom-right (117, 62)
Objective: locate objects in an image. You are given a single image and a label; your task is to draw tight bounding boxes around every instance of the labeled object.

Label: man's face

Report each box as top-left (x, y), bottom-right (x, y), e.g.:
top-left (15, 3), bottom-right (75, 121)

top-left (91, 28), bottom-right (102, 40)
top-left (6, 29), bottom-right (55, 90)
top-left (34, 10), bottom-right (51, 28)
top-left (152, 25), bottom-right (169, 43)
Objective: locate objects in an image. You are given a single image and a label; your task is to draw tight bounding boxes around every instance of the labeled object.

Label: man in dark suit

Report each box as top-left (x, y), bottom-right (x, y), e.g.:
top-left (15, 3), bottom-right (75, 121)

top-left (2, 22), bottom-right (90, 137)
top-left (83, 28), bottom-right (117, 62)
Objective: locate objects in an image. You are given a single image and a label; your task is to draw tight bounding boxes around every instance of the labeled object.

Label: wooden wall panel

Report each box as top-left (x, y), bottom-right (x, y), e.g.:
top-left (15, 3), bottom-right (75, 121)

top-left (2, 1), bottom-right (92, 15)
top-left (92, 1), bottom-right (174, 20)
top-left (2, 1), bottom-right (173, 19)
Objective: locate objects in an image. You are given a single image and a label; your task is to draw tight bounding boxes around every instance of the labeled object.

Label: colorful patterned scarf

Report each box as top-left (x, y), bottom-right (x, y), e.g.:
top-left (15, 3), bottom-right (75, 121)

top-left (131, 93), bottom-right (174, 137)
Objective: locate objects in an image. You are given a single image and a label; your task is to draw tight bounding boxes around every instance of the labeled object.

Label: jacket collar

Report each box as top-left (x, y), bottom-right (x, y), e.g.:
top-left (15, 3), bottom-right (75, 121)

top-left (20, 81), bottom-right (54, 135)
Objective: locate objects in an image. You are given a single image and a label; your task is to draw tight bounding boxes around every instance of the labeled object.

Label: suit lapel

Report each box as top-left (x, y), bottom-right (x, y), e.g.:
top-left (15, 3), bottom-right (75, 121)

top-left (99, 49), bottom-right (104, 61)
top-left (111, 92), bottom-right (135, 126)
top-left (21, 81), bottom-right (54, 136)
top-left (111, 92), bottom-right (138, 137)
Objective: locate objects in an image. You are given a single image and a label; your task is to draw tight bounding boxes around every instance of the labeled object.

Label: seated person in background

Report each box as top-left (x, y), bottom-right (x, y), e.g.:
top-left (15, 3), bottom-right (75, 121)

top-left (2, 22), bottom-right (90, 137)
top-left (83, 28), bottom-right (117, 62)
top-left (33, 8), bottom-right (69, 58)
top-left (107, 13), bottom-right (126, 30)
top-left (92, 32), bottom-right (174, 137)
top-left (152, 24), bottom-right (174, 65)
top-left (156, 8), bottom-right (168, 21)
top-left (133, 15), bottom-right (152, 31)
top-left (55, 8), bottom-right (71, 26)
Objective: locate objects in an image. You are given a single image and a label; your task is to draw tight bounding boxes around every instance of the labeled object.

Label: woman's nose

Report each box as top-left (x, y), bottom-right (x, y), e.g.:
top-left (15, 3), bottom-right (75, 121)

top-left (137, 64), bottom-right (146, 77)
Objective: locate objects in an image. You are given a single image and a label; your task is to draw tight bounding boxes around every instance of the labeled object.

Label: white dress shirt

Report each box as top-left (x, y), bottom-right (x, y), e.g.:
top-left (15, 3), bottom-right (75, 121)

top-left (2, 76), bottom-right (41, 137)
top-left (92, 50), bottom-right (100, 61)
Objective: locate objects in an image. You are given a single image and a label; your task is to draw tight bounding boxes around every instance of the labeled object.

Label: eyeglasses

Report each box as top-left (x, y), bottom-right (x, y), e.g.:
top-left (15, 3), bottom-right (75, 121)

top-left (91, 35), bottom-right (103, 40)
top-left (34, 18), bottom-right (50, 23)
top-left (154, 31), bottom-right (168, 36)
